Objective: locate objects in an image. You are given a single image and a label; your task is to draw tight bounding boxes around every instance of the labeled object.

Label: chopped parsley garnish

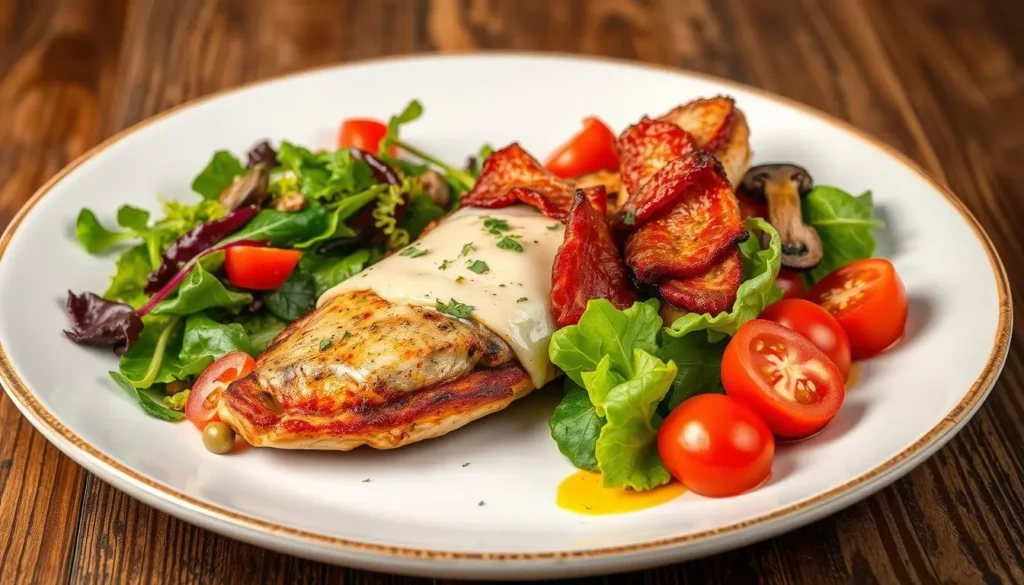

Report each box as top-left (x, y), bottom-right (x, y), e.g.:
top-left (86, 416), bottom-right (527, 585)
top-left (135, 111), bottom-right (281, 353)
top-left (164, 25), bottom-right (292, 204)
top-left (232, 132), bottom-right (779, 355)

top-left (478, 500), bottom-right (486, 507)
top-left (399, 245), bottom-right (428, 257)
top-left (342, 331), bottom-right (352, 340)
top-left (517, 297), bottom-right (528, 303)
top-left (547, 223), bottom-right (561, 230)
top-left (455, 276), bottom-right (466, 284)
top-left (622, 210), bottom-right (636, 225)
top-left (460, 243), bottom-right (473, 257)
top-left (439, 259), bottom-right (453, 270)
top-left (498, 284), bottom-right (506, 288)
top-left (319, 338), bottom-right (332, 351)
top-left (362, 478), bottom-right (371, 483)
top-left (467, 260), bottom-right (489, 274)
top-left (462, 462), bottom-right (471, 467)
top-left (497, 236), bottom-right (523, 252)
top-left (482, 217), bottom-right (510, 235)
top-left (436, 298), bottom-right (474, 319)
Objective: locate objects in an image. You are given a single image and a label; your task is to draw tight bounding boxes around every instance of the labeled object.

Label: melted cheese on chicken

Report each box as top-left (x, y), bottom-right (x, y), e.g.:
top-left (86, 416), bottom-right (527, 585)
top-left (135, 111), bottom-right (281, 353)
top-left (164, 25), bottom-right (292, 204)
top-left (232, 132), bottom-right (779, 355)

top-left (318, 205), bottom-right (563, 388)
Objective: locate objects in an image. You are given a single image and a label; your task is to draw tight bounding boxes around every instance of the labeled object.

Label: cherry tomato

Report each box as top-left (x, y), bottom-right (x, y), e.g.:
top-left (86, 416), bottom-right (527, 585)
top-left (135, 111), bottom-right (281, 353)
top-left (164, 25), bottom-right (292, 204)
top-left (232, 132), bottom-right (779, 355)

top-left (224, 246), bottom-right (301, 291)
top-left (722, 319), bottom-right (845, 439)
top-left (760, 299), bottom-right (852, 378)
top-left (808, 258), bottom-right (908, 359)
top-left (545, 117), bottom-right (619, 178)
top-left (736, 192), bottom-right (769, 219)
top-left (337, 118), bottom-right (396, 156)
top-left (185, 352), bottom-right (256, 429)
top-left (658, 394), bottom-right (775, 497)
top-left (775, 270), bottom-right (807, 300)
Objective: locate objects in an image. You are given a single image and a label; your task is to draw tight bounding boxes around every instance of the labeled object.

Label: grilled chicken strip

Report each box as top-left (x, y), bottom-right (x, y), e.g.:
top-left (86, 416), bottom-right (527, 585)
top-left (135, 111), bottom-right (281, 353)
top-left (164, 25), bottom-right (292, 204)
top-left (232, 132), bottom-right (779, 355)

top-left (219, 290), bottom-right (533, 450)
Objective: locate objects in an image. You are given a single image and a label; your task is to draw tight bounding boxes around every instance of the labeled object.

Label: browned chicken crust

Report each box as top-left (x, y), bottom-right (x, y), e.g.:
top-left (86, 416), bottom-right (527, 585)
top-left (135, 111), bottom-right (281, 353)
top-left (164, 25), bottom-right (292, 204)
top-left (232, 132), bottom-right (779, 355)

top-left (219, 290), bottom-right (535, 450)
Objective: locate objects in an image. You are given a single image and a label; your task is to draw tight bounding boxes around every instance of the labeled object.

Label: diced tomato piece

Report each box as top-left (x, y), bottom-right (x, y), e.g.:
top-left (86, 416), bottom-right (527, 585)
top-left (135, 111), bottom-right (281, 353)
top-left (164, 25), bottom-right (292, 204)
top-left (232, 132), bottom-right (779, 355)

top-left (545, 117), bottom-right (620, 179)
top-left (225, 246), bottom-right (301, 291)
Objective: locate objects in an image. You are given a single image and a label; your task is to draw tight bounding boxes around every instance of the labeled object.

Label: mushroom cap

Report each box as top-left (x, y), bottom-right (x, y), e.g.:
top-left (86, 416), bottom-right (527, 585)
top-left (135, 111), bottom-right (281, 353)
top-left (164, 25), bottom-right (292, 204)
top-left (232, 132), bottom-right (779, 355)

top-left (740, 163), bottom-right (813, 199)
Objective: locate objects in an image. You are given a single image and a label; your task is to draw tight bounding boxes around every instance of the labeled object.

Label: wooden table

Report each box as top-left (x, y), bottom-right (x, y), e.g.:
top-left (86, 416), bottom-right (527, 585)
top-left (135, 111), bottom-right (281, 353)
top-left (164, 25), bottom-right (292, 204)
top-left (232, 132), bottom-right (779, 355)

top-left (1, 0), bottom-right (1022, 583)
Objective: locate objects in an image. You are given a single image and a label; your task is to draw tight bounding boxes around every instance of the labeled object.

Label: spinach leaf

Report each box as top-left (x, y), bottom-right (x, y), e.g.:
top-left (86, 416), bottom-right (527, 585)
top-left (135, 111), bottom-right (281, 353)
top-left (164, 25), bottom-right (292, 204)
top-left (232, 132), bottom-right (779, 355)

top-left (235, 311), bottom-right (287, 352)
top-left (804, 186), bottom-right (884, 283)
top-left (179, 313), bottom-right (251, 363)
top-left (293, 186), bottom-right (384, 249)
top-left (118, 316), bottom-right (207, 388)
top-left (300, 248), bottom-right (373, 296)
top-left (192, 151), bottom-right (246, 199)
top-left (108, 371), bottom-right (185, 422)
top-left (264, 270), bottom-right (317, 322)
top-left (75, 209), bottom-right (133, 254)
top-left (666, 218), bottom-right (782, 342)
top-left (229, 206), bottom-right (328, 246)
top-left (549, 379), bottom-right (604, 472)
top-left (150, 263), bottom-right (252, 316)
top-left (659, 333), bottom-right (726, 410)
top-left (400, 194), bottom-right (447, 240)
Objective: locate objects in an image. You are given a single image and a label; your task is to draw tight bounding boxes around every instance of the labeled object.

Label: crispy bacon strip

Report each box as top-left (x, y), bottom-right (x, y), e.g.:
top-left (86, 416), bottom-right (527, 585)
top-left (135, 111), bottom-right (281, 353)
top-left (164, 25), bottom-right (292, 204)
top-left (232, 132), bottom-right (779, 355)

top-left (624, 156), bottom-right (746, 282)
top-left (551, 191), bottom-right (637, 327)
top-left (660, 96), bottom-right (737, 154)
top-left (659, 247), bottom-right (742, 315)
top-left (614, 151), bottom-right (724, 231)
top-left (462, 143), bottom-right (606, 220)
top-left (617, 118), bottom-right (697, 202)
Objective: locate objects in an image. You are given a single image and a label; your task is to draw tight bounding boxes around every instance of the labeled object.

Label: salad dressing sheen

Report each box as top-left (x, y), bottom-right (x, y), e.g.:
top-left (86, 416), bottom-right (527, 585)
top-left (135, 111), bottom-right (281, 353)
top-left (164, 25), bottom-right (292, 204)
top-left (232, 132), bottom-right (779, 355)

top-left (317, 205), bottom-right (563, 388)
top-left (556, 470), bottom-right (687, 515)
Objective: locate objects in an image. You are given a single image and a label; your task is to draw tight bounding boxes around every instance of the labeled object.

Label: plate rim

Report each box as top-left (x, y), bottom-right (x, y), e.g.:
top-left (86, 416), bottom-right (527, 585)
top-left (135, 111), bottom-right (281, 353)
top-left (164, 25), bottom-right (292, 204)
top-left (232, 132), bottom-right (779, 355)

top-left (0, 51), bottom-right (1012, 564)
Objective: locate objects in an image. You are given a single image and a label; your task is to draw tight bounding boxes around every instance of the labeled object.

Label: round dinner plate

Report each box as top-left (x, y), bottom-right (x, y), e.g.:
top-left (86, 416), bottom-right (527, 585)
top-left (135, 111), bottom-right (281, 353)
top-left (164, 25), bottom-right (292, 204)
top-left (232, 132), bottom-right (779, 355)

top-left (0, 54), bottom-right (1011, 579)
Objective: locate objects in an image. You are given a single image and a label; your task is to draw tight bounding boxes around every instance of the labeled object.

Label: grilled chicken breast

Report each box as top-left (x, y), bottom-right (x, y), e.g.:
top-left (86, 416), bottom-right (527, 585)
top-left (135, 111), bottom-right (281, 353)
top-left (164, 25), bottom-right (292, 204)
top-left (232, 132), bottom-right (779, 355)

top-left (219, 290), bottom-right (534, 450)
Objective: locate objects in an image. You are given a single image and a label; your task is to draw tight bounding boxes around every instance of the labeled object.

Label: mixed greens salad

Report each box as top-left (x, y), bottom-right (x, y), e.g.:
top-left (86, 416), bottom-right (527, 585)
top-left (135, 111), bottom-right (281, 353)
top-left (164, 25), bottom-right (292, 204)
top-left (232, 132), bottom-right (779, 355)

top-left (68, 100), bottom-right (483, 420)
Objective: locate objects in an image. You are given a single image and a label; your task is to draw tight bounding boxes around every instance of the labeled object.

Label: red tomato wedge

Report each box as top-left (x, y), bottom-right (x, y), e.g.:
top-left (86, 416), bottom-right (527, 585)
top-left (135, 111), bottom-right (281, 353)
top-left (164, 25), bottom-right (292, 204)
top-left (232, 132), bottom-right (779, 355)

top-left (760, 299), bottom-right (852, 379)
top-left (775, 269), bottom-right (807, 300)
top-left (658, 394), bottom-right (775, 497)
top-left (185, 352), bottom-right (256, 429)
top-left (337, 118), bottom-right (395, 156)
top-left (808, 258), bottom-right (908, 359)
top-left (545, 117), bottom-right (619, 178)
top-left (224, 246), bottom-right (301, 291)
top-left (722, 319), bottom-right (845, 439)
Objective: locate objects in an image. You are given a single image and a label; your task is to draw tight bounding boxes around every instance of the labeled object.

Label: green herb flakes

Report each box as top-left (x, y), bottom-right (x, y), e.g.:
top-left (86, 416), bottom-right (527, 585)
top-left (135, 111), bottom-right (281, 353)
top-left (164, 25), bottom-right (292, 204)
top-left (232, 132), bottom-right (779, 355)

top-left (399, 245), bottom-right (428, 258)
top-left (436, 298), bottom-right (474, 319)
top-left (455, 276), bottom-right (466, 284)
top-left (319, 338), bottom-right (332, 351)
top-left (439, 259), bottom-right (454, 270)
top-left (517, 297), bottom-right (528, 303)
top-left (622, 210), bottom-right (636, 225)
top-left (467, 260), bottom-right (489, 274)
top-left (497, 236), bottom-right (523, 252)
top-left (482, 217), bottom-right (510, 234)
top-left (460, 243), bottom-right (473, 257)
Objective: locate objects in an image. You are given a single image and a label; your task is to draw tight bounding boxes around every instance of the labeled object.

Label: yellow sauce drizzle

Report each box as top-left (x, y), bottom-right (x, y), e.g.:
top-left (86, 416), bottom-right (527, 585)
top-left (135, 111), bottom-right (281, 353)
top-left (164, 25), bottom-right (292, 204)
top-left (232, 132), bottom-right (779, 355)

top-left (556, 470), bottom-right (686, 516)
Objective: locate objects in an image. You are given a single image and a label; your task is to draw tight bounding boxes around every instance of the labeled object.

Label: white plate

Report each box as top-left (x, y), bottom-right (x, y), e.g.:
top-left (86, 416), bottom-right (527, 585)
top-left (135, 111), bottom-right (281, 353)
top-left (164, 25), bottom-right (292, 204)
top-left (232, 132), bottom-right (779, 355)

top-left (0, 54), bottom-right (1011, 580)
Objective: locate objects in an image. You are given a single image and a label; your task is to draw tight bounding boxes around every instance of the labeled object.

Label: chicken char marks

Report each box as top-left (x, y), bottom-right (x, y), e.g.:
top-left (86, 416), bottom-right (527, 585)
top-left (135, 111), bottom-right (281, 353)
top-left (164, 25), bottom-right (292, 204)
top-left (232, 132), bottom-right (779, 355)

top-left (219, 290), bottom-right (533, 450)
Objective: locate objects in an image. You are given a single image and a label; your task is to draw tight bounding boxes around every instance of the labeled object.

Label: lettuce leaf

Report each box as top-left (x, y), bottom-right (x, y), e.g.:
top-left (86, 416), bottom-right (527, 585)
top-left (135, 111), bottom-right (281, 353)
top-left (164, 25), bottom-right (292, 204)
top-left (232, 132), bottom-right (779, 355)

top-left (549, 300), bottom-right (676, 490)
top-left (191, 151), bottom-right (246, 200)
top-left (666, 217), bottom-right (782, 342)
top-left (548, 299), bottom-right (661, 387)
top-left (109, 371), bottom-right (185, 422)
top-left (75, 209), bottom-right (135, 254)
top-left (659, 333), bottom-right (726, 410)
top-left (804, 186), bottom-right (884, 283)
top-left (179, 313), bottom-right (251, 363)
top-left (593, 350), bottom-right (676, 490)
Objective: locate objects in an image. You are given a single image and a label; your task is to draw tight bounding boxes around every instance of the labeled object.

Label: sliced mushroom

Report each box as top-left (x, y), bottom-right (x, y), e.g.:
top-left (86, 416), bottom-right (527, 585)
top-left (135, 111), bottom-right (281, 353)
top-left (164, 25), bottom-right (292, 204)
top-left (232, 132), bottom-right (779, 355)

top-left (418, 170), bottom-right (451, 208)
top-left (739, 164), bottom-right (822, 270)
top-left (219, 165), bottom-right (270, 211)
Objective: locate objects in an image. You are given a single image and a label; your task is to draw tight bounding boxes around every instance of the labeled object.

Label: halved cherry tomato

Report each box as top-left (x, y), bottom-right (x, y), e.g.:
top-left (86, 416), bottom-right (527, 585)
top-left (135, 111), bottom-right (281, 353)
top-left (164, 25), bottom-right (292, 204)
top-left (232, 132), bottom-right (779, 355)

top-left (224, 246), bottom-right (301, 291)
top-left (760, 299), bottom-right (852, 379)
top-left (736, 192), bottom-right (769, 220)
top-left (722, 319), bottom-right (845, 439)
top-left (185, 352), bottom-right (255, 429)
top-left (775, 270), bottom-right (807, 300)
top-left (808, 258), bottom-right (907, 359)
top-left (337, 118), bottom-right (396, 156)
top-left (545, 117), bottom-right (619, 178)
top-left (658, 394), bottom-right (775, 497)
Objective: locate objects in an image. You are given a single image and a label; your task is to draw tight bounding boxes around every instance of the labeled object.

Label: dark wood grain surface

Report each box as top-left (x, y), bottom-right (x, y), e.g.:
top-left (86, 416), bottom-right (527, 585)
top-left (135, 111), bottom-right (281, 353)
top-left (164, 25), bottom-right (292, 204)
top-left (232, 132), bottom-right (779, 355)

top-left (1, 0), bottom-right (1022, 583)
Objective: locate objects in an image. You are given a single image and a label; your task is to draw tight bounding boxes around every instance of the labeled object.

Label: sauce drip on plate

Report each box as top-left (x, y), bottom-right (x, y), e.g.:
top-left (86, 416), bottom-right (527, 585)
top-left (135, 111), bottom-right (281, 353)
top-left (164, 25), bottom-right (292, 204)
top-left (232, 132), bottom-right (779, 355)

top-left (556, 470), bottom-right (686, 515)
